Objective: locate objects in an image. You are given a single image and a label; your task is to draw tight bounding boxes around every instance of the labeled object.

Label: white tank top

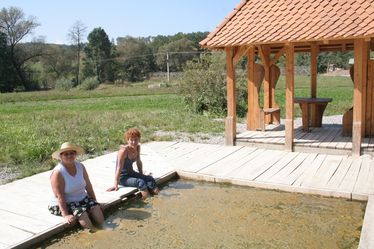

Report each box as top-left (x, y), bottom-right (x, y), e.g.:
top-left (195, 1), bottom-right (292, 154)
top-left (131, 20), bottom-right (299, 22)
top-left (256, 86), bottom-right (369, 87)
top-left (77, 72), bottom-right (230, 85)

top-left (49, 162), bottom-right (87, 206)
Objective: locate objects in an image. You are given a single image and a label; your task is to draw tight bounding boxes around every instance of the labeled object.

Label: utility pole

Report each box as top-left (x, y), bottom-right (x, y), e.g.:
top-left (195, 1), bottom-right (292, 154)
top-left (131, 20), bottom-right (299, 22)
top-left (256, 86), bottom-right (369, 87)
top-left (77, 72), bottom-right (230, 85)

top-left (166, 52), bottom-right (170, 83)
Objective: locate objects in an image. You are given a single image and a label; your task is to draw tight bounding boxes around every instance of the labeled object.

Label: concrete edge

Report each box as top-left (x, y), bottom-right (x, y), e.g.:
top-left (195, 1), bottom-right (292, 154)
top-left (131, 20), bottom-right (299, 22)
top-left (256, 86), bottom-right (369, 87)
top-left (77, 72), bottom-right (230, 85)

top-left (9, 171), bottom-right (177, 249)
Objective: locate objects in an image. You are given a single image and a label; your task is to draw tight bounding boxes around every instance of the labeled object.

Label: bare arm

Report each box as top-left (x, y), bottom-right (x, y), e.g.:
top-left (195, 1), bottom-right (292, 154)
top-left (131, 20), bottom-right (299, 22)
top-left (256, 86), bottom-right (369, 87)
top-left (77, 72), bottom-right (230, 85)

top-left (82, 164), bottom-right (97, 201)
top-left (50, 170), bottom-right (75, 224)
top-left (107, 147), bottom-right (126, 191)
top-left (136, 145), bottom-right (143, 174)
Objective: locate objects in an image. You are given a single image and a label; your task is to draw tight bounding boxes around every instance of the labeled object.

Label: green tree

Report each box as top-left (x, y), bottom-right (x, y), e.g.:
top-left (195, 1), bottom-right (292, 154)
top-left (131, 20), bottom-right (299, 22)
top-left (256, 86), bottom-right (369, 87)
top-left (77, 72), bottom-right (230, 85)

top-left (156, 38), bottom-right (196, 72)
top-left (83, 27), bottom-right (114, 83)
top-left (0, 32), bottom-right (17, 92)
top-left (0, 6), bottom-right (41, 91)
top-left (116, 36), bottom-right (153, 82)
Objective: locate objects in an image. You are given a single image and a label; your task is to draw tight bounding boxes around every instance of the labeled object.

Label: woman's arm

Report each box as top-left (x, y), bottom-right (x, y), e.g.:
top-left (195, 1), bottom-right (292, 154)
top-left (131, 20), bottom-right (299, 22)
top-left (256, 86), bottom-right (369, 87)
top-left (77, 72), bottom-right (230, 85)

top-left (82, 164), bottom-right (97, 201)
top-left (136, 145), bottom-right (143, 174)
top-left (50, 170), bottom-right (75, 224)
top-left (107, 147), bottom-right (126, 191)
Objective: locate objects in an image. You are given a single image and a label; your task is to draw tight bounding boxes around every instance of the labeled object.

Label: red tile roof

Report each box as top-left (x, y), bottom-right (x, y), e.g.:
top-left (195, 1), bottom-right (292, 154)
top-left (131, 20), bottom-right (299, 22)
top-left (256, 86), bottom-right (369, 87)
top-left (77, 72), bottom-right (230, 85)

top-left (200, 0), bottom-right (374, 48)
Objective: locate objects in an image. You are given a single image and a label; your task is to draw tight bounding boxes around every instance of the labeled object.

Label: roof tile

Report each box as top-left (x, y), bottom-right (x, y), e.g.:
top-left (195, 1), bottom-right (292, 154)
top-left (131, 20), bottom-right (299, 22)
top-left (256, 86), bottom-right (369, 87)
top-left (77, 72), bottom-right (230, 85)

top-left (201, 0), bottom-right (374, 48)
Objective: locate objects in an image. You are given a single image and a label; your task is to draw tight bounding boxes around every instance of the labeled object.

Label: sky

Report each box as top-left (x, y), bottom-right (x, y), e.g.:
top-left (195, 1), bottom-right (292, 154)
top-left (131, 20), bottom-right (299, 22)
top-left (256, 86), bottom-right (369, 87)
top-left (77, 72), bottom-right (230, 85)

top-left (2, 0), bottom-right (241, 45)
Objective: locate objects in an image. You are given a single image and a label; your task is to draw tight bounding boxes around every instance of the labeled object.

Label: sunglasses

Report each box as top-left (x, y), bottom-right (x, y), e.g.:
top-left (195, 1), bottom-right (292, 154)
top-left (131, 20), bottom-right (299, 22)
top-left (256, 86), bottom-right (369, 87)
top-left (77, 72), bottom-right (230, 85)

top-left (61, 151), bottom-right (76, 157)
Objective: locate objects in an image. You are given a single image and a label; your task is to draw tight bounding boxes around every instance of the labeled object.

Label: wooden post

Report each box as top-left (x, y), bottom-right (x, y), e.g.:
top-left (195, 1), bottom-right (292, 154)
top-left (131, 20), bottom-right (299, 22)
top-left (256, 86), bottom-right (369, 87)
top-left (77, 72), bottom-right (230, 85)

top-left (247, 46), bottom-right (256, 130)
top-left (225, 47), bottom-right (236, 145)
top-left (259, 45), bottom-right (271, 124)
top-left (310, 43), bottom-right (318, 98)
top-left (310, 43), bottom-right (319, 126)
top-left (352, 39), bottom-right (368, 157)
top-left (285, 43), bottom-right (295, 151)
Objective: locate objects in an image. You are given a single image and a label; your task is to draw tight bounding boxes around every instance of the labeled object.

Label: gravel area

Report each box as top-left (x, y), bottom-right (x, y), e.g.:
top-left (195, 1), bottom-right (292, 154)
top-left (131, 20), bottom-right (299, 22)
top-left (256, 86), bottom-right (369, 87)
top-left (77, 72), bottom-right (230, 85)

top-left (0, 166), bottom-right (20, 185)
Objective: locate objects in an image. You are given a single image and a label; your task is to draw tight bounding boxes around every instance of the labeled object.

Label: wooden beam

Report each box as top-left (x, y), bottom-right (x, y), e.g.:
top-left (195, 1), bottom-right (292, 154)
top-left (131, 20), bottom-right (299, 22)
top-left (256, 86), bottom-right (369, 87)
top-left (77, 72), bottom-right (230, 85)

top-left (247, 46), bottom-right (256, 130)
top-left (233, 46), bottom-right (249, 65)
top-left (352, 39), bottom-right (369, 157)
top-left (225, 47), bottom-right (236, 146)
top-left (310, 43), bottom-right (319, 98)
top-left (285, 43), bottom-right (295, 152)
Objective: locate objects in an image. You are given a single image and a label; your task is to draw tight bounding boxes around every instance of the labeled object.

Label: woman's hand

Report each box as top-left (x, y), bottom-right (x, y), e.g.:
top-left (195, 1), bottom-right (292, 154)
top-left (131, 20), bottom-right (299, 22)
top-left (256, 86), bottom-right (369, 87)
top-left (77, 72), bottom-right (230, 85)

top-left (106, 185), bottom-right (119, 191)
top-left (64, 214), bottom-right (76, 224)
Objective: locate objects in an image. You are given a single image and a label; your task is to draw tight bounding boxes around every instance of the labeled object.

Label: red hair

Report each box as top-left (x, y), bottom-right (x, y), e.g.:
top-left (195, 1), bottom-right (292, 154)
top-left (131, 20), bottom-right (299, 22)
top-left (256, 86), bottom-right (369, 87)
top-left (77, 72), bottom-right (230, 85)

top-left (125, 128), bottom-right (141, 140)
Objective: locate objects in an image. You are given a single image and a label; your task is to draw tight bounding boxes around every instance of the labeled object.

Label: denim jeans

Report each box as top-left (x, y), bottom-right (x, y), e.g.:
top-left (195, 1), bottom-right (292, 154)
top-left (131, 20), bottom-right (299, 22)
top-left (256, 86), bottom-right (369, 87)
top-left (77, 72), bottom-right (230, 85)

top-left (120, 171), bottom-right (157, 191)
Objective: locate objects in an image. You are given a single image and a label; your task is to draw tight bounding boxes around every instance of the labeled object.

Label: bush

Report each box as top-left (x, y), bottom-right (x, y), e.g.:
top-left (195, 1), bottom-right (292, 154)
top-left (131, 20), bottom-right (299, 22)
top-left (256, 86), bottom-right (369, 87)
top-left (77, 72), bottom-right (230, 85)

top-left (80, 77), bottom-right (100, 90)
top-left (55, 78), bottom-right (74, 91)
top-left (180, 53), bottom-right (247, 117)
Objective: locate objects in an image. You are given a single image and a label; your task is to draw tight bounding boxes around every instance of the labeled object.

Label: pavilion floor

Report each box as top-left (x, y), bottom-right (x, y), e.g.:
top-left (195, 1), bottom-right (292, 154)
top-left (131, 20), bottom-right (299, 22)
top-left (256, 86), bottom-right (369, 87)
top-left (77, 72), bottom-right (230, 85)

top-left (236, 123), bottom-right (374, 157)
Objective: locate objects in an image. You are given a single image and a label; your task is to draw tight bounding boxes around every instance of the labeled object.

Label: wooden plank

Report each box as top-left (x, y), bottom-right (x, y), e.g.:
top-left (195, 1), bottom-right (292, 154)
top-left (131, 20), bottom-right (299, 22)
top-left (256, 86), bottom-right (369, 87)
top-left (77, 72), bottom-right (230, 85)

top-left (228, 150), bottom-right (286, 180)
top-left (214, 148), bottom-right (266, 178)
top-left (236, 150), bottom-right (289, 180)
top-left (338, 158), bottom-right (362, 193)
top-left (199, 146), bottom-right (257, 175)
top-left (255, 152), bottom-right (300, 181)
top-left (0, 209), bottom-right (53, 233)
top-left (279, 153), bottom-right (318, 185)
top-left (0, 224), bottom-right (33, 246)
top-left (326, 157), bottom-right (353, 189)
top-left (293, 154), bottom-right (327, 186)
top-left (353, 157), bottom-right (372, 194)
top-left (358, 196), bottom-right (374, 249)
top-left (306, 155), bottom-right (345, 189)
top-left (268, 152), bottom-right (311, 184)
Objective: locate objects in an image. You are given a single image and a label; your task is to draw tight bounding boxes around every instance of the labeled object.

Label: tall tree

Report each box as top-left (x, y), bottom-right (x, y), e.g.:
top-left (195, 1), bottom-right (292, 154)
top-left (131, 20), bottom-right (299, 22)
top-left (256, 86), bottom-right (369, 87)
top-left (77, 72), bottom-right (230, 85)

top-left (116, 36), bottom-right (153, 82)
top-left (0, 6), bottom-right (41, 91)
top-left (68, 20), bottom-right (87, 85)
top-left (156, 38), bottom-right (196, 71)
top-left (0, 32), bottom-right (17, 92)
top-left (83, 27), bottom-right (113, 83)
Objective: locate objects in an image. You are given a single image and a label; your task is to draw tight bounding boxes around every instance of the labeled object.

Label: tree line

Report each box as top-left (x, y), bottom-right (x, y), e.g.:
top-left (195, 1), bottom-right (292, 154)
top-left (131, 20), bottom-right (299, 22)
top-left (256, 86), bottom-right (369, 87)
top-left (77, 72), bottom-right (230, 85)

top-left (0, 6), bottom-right (354, 93)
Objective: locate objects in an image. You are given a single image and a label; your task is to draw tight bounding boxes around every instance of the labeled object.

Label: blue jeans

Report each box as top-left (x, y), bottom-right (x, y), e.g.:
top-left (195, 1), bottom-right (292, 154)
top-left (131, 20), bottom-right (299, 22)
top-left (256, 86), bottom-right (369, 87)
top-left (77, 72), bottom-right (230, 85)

top-left (120, 172), bottom-right (157, 191)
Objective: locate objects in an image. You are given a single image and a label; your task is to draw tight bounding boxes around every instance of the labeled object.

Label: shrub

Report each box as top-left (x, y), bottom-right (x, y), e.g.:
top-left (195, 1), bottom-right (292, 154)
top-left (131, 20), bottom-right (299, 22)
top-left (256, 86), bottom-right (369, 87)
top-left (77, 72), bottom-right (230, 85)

top-left (180, 53), bottom-right (247, 117)
top-left (80, 77), bottom-right (100, 90)
top-left (55, 78), bottom-right (74, 91)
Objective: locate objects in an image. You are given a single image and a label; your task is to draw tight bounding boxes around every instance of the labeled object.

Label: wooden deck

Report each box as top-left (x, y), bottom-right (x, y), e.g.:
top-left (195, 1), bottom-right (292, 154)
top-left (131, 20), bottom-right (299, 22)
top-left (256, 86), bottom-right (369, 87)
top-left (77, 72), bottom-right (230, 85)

top-left (1, 141), bottom-right (374, 248)
top-left (236, 123), bottom-right (374, 156)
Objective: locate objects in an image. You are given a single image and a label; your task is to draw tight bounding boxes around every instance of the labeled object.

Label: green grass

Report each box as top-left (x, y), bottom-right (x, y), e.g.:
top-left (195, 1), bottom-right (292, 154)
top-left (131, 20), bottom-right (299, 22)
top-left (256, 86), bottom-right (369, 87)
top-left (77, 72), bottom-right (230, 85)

top-left (0, 84), bottom-right (224, 180)
top-left (274, 75), bottom-right (353, 117)
top-left (0, 75), bottom-right (354, 181)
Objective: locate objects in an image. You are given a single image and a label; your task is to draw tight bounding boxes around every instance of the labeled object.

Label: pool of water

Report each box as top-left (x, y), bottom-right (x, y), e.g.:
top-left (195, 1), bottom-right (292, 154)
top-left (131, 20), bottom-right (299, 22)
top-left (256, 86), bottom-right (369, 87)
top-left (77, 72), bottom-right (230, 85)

top-left (39, 180), bottom-right (365, 249)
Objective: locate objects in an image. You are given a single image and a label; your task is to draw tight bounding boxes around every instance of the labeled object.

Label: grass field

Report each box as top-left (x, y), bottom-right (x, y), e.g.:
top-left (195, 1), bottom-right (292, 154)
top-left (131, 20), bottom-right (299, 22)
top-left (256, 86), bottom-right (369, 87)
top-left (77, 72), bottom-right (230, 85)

top-left (0, 75), bottom-right (353, 181)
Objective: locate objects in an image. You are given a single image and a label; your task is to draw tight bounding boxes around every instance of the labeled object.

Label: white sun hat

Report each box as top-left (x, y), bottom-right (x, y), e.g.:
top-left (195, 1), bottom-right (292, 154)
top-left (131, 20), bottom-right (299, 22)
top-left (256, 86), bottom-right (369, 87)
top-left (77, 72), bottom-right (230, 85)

top-left (52, 142), bottom-right (84, 160)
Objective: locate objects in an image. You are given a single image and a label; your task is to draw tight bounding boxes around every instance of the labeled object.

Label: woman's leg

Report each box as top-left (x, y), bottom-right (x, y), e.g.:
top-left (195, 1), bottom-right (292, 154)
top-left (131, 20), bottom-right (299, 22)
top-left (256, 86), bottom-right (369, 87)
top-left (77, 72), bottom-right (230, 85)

top-left (78, 211), bottom-right (94, 230)
top-left (121, 175), bottom-right (150, 199)
top-left (89, 205), bottom-right (104, 226)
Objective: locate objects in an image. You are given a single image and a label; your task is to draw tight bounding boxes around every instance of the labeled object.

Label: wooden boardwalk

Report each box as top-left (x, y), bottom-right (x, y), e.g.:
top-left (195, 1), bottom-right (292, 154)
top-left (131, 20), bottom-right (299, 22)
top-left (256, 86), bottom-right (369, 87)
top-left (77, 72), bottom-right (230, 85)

top-left (0, 145), bottom-right (176, 249)
top-left (237, 124), bottom-right (374, 156)
top-left (1, 141), bottom-right (374, 248)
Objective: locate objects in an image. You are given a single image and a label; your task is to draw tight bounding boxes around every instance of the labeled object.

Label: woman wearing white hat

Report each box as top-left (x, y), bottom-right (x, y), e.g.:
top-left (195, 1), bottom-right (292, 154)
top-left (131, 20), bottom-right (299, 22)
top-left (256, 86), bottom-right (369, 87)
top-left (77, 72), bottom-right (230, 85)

top-left (48, 142), bottom-right (104, 231)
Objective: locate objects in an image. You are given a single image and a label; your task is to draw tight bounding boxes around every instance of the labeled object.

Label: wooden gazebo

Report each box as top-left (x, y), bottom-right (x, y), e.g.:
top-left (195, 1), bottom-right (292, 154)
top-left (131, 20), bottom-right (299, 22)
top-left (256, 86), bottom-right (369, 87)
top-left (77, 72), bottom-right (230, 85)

top-left (200, 0), bottom-right (374, 156)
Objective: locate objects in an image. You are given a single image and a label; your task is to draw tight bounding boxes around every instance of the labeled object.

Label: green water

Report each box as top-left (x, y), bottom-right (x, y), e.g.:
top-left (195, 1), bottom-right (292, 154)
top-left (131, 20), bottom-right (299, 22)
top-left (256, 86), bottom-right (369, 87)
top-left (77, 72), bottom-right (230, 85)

top-left (39, 180), bottom-right (365, 249)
